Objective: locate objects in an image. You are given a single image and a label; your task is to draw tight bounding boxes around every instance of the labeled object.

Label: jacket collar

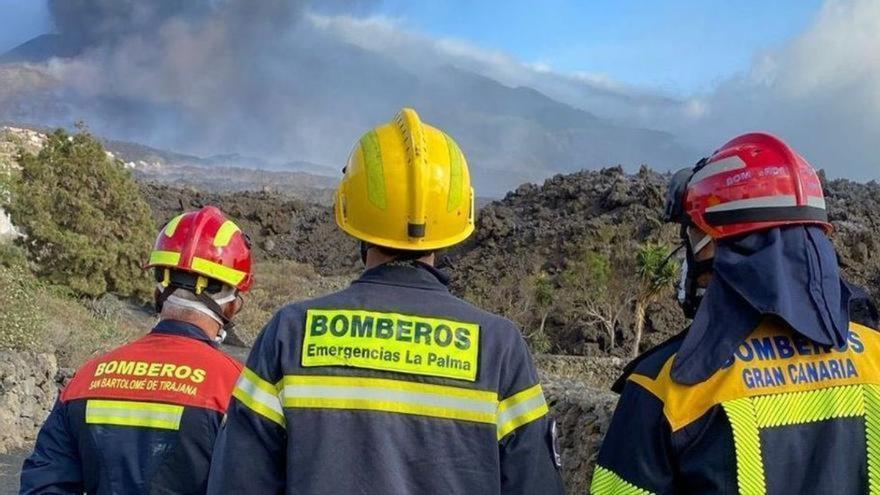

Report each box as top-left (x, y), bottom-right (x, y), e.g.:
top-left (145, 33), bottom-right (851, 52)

top-left (151, 319), bottom-right (219, 348)
top-left (353, 261), bottom-right (450, 291)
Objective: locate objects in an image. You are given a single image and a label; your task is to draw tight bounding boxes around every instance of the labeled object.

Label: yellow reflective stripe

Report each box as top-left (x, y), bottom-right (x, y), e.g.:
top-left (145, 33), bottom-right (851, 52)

top-left (191, 256), bottom-right (246, 286)
top-left (590, 465), bottom-right (656, 495)
top-left (233, 368), bottom-right (285, 427)
top-left (85, 399), bottom-right (183, 430)
top-left (149, 250), bottom-right (181, 266)
top-left (865, 385), bottom-right (880, 495)
top-left (445, 133), bottom-right (463, 212)
top-left (723, 398), bottom-right (766, 495)
top-left (163, 214), bottom-right (185, 237)
top-left (213, 220), bottom-right (240, 247)
top-left (723, 385), bottom-right (880, 495)
top-left (360, 130), bottom-right (387, 210)
top-left (281, 375), bottom-right (497, 424)
top-left (753, 384), bottom-right (864, 427)
top-left (496, 384), bottom-right (549, 440)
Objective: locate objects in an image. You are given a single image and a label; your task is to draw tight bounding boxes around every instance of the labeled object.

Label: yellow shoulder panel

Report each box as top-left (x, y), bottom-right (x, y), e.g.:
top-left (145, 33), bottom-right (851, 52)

top-left (628, 320), bottom-right (879, 431)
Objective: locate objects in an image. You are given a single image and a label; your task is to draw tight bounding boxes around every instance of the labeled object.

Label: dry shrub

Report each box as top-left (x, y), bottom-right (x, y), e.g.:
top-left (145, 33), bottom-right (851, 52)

top-left (234, 261), bottom-right (352, 345)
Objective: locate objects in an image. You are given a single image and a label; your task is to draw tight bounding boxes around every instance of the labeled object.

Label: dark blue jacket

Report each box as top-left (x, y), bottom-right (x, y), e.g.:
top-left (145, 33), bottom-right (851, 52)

top-left (207, 263), bottom-right (564, 494)
top-left (592, 319), bottom-right (880, 494)
top-left (20, 321), bottom-right (242, 495)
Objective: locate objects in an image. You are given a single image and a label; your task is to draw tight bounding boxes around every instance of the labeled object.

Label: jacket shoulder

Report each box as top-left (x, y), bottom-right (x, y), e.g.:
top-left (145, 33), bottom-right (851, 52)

top-left (611, 330), bottom-right (686, 393)
top-left (60, 338), bottom-right (145, 401)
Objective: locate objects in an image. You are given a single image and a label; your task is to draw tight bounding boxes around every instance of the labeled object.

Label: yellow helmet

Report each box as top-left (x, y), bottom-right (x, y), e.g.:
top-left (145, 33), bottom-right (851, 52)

top-left (335, 108), bottom-right (475, 251)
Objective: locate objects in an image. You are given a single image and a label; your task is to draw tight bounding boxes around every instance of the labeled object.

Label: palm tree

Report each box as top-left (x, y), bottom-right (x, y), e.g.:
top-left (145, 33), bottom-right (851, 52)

top-left (632, 243), bottom-right (679, 358)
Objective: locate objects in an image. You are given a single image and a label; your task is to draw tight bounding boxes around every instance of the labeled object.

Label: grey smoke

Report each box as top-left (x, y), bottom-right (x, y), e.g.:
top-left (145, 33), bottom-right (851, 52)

top-left (0, 0), bottom-right (697, 195)
top-left (0, 0), bottom-right (876, 196)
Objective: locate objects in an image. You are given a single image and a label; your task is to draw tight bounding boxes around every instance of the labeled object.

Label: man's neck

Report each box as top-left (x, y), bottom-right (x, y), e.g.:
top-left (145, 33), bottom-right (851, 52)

top-left (364, 250), bottom-right (435, 271)
top-left (159, 313), bottom-right (221, 341)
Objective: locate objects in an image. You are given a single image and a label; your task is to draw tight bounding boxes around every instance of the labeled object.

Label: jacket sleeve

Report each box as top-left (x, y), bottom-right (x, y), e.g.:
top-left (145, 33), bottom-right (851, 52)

top-left (497, 329), bottom-right (565, 495)
top-left (19, 398), bottom-right (83, 495)
top-left (590, 380), bottom-right (676, 495)
top-left (207, 312), bottom-right (288, 495)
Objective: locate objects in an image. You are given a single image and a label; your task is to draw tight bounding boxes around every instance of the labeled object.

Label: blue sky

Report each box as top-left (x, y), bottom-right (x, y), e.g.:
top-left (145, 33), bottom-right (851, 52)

top-left (2, 0), bottom-right (822, 95)
top-left (376, 0), bottom-right (823, 94)
top-left (0, 0), bottom-right (49, 54)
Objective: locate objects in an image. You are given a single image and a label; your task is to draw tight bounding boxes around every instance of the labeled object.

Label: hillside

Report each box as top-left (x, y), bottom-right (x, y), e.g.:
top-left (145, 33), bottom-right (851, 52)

top-left (141, 165), bottom-right (880, 357)
top-left (1, 126), bottom-right (878, 494)
top-left (449, 167), bottom-right (880, 354)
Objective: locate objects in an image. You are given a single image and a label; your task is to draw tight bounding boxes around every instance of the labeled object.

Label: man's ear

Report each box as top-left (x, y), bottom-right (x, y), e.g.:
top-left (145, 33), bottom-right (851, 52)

top-left (224, 294), bottom-right (243, 319)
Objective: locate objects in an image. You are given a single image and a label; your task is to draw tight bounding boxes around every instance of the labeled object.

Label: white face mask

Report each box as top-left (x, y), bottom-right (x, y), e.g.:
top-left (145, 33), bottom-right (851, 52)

top-left (687, 226), bottom-right (713, 255)
top-left (157, 284), bottom-right (236, 343)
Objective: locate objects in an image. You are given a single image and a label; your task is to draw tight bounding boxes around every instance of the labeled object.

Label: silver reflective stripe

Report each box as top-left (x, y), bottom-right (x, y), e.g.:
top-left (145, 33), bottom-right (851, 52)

top-left (496, 392), bottom-right (546, 428)
top-left (236, 372), bottom-right (284, 417)
top-left (705, 195), bottom-right (797, 212)
top-left (282, 385), bottom-right (497, 415)
top-left (807, 196), bottom-right (827, 209)
top-left (86, 407), bottom-right (180, 422)
top-left (691, 155), bottom-right (747, 184)
top-left (85, 399), bottom-right (184, 430)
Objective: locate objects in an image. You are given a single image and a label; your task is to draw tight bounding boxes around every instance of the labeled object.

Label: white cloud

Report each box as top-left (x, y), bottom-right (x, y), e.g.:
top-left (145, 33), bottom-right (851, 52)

top-left (308, 12), bottom-right (685, 126)
top-left (312, 2), bottom-right (880, 181)
top-left (680, 0), bottom-right (880, 180)
top-left (3, 0), bottom-right (878, 184)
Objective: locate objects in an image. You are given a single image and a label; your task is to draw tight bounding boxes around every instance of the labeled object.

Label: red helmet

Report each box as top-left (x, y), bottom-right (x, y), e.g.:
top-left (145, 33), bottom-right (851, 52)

top-left (145, 206), bottom-right (253, 292)
top-left (667, 132), bottom-right (831, 239)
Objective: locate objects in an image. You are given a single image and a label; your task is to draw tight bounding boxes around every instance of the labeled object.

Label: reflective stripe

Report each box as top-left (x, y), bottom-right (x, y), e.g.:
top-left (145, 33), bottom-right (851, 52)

top-left (281, 375), bottom-right (497, 425)
top-left (213, 220), bottom-right (240, 247)
top-left (149, 250), bottom-right (181, 267)
top-left (85, 399), bottom-right (183, 430)
top-left (360, 130), bottom-right (387, 210)
top-left (752, 385), bottom-right (863, 427)
top-left (590, 465), bottom-right (656, 495)
top-left (191, 256), bottom-right (246, 286)
top-left (690, 155), bottom-right (747, 184)
top-left (724, 385), bottom-right (874, 495)
top-left (163, 214), bottom-right (185, 237)
top-left (496, 384), bottom-right (549, 440)
top-left (705, 195), bottom-right (798, 213)
top-left (233, 367), bottom-right (285, 427)
top-left (723, 398), bottom-right (766, 495)
top-left (807, 196), bottom-right (827, 209)
top-left (445, 133), bottom-right (463, 212)
top-left (865, 385), bottom-right (880, 494)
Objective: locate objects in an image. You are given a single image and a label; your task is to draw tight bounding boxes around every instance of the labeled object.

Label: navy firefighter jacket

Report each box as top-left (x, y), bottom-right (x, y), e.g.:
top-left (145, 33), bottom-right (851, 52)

top-left (207, 262), bottom-right (565, 495)
top-left (20, 320), bottom-right (243, 495)
top-left (591, 319), bottom-right (880, 495)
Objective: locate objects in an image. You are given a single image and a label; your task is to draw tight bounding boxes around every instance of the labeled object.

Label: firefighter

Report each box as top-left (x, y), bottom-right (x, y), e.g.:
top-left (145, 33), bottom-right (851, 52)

top-left (207, 108), bottom-right (564, 494)
top-left (20, 206), bottom-right (253, 495)
top-left (591, 133), bottom-right (880, 494)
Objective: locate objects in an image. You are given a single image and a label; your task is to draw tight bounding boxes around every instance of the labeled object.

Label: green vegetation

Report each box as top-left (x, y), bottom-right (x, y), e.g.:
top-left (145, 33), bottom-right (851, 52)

top-left (0, 246), bottom-right (45, 349)
top-left (234, 261), bottom-right (350, 346)
top-left (5, 127), bottom-right (154, 299)
top-left (557, 250), bottom-right (634, 352)
top-left (512, 238), bottom-right (679, 356)
top-left (0, 244), bottom-right (148, 364)
top-left (632, 243), bottom-right (679, 357)
top-left (528, 272), bottom-right (554, 353)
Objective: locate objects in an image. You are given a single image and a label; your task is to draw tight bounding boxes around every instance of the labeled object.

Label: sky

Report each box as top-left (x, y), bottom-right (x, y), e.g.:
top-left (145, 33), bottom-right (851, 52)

top-left (368, 0), bottom-right (823, 94)
top-left (0, 0), bottom-right (50, 54)
top-left (1, 0), bottom-right (822, 95)
top-left (0, 0), bottom-right (876, 186)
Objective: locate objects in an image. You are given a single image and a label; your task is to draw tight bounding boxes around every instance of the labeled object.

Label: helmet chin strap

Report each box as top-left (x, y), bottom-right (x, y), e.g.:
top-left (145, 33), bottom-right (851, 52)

top-left (677, 226), bottom-right (715, 319)
top-left (156, 284), bottom-right (236, 344)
